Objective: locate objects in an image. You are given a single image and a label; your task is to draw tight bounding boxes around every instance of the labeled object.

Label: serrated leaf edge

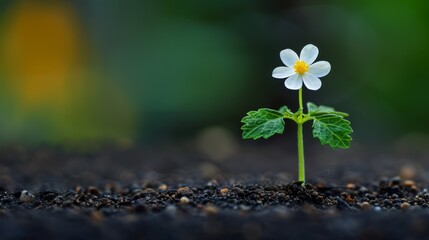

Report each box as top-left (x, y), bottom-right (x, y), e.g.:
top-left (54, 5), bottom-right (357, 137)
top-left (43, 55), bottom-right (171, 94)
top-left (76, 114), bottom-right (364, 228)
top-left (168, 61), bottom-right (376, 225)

top-left (241, 108), bottom-right (285, 140)
top-left (312, 114), bottom-right (353, 149)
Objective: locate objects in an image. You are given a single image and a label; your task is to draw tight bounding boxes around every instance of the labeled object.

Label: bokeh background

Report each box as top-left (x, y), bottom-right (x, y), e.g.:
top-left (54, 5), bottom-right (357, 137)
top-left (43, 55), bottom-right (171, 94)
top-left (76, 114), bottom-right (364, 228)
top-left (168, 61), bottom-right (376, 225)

top-left (0, 0), bottom-right (428, 147)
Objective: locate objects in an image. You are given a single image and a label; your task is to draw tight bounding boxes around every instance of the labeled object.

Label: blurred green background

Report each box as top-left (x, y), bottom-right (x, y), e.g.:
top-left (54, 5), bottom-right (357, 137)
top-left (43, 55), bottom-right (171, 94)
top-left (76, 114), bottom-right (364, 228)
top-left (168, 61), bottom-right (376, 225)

top-left (0, 0), bottom-right (428, 145)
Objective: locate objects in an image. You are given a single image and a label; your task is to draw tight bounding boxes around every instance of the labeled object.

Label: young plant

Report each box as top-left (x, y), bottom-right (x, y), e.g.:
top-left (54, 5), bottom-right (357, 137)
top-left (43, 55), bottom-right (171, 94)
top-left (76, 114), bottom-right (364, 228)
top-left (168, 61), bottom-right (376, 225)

top-left (241, 44), bottom-right (353, 183)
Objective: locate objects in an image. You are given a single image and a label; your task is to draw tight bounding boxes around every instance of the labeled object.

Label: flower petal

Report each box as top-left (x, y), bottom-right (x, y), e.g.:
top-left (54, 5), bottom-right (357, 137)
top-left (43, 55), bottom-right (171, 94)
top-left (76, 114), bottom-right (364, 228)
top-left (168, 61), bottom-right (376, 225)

top-left (280, 49), bottom-right (299, 67)
top-left (300, 44), bottom-right (319, 64)
top-left (284, 74), bottom-right (302, 90)
top-left (302, 73), bottom-right (322, 90)
top-left (272, 66), bottom-right (295, 79)
top-left (309, 61), bottom-right (331, 77)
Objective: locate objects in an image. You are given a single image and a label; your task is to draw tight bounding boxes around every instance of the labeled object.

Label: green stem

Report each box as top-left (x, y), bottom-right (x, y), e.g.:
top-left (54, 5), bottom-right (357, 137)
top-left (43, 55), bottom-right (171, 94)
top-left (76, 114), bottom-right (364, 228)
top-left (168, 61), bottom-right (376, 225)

top-left (297, 88), bottom-right (305, 184)
top-left (297, 123), bottom-right (305, 183)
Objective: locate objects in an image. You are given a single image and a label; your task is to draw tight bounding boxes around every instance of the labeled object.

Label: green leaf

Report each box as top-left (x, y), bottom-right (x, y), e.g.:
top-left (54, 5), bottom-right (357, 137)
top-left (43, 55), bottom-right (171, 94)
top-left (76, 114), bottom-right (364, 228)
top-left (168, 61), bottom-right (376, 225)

top-left (279, 106), bottom-right (293, 116)
top-left (241, 108), bottom-right (285, 140)
top-left (307, 102), bottom-right (349, 117)
top-left (312, 113), bottom-right (353, 149)
top-left (307, 102), bottom-right (335, 113)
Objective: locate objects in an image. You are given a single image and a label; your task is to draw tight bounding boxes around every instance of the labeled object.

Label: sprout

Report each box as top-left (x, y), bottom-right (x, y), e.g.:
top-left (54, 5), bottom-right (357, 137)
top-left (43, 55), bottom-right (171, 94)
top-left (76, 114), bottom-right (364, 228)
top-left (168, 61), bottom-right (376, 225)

top-left (241, 44), bottom-right (353, 184)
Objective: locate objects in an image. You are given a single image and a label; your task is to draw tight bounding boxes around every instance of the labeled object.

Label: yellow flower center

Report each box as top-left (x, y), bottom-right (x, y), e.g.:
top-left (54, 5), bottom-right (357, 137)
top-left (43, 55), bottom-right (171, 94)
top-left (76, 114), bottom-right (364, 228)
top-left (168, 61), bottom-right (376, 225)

top-left (293, 60), bottom-right (309, 75)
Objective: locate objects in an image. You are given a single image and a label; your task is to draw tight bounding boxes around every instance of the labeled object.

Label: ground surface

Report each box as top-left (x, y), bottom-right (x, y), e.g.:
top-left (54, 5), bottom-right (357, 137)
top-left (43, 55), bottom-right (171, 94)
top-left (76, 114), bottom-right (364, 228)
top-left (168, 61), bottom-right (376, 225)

top-left (1, 140), bottom-right (429, 240)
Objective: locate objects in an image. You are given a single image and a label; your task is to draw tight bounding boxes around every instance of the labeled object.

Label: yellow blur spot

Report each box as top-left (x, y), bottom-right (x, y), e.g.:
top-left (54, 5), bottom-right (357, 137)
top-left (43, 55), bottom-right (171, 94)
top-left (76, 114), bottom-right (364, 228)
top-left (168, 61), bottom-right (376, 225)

top-left (0, 1), bottom-right (136, 142)
top-left (293, 60), bottom-right (309, 75)
top-left (2, 1), bottom-right (81, 106)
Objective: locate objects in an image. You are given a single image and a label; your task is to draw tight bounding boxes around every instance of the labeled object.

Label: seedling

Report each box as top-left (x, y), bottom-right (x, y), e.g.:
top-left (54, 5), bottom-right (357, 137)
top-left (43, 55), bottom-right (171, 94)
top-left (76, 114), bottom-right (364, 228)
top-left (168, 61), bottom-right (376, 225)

top-left (241, 44), bottom-right (353, 184)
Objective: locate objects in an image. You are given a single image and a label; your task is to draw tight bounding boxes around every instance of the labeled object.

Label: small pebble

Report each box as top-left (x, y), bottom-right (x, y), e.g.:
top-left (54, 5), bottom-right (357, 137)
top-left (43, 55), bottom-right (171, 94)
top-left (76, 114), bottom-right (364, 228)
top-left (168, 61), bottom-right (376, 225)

top-left (382, 199), bottom-right (392, 207)
top-left (219, 188), bottom-right (229, 195)
top-left (75, 185), bottom-right (83, 193)
top-left (143, 188), bottom-right (155, 194)
top-left (401, 202), bottom-right (411, 210)
top-left (180, 196), bottom-right (190, 204)
top-left (346, 183), bottom-right (356, 189)
top-left (390, 176), bottom-right (401, 186)
top-left (345, 195), bottom-right (354, 203)
top-left (177, 187), bottom-right (193, 196)
top-left (379, 177), bottom-right (389, 187)
top-left (19, 190), bottom-right (35, 203)
top-left (87, 186), bottom-right (101, 196)
top-left (130, 189), bottom-right (144, 198)
top-left (360, 202), bottom-right (371, 210)
top-left (206, 179), bottom-right (219, 187)
top-left (158, 184), bottom-right (168, 191)
top-left (231, 187), bottom-right (244, 196)
top-left (403, 180), bottom-right (415, 188)
top-left (374, 206), bottom-right (381, 212)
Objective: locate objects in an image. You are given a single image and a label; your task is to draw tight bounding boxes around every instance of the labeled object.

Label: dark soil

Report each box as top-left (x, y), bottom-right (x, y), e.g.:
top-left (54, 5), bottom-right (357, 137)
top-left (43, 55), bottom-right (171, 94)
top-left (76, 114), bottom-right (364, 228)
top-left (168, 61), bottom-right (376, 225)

top-left (1, 142), bottom-right (429, 239)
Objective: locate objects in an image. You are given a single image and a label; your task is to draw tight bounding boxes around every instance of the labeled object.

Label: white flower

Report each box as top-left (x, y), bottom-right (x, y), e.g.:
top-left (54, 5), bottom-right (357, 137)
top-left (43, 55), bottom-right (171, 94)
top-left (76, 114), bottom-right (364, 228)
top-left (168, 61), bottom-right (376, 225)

top-left (272, 44), bottom-right (331, 91)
